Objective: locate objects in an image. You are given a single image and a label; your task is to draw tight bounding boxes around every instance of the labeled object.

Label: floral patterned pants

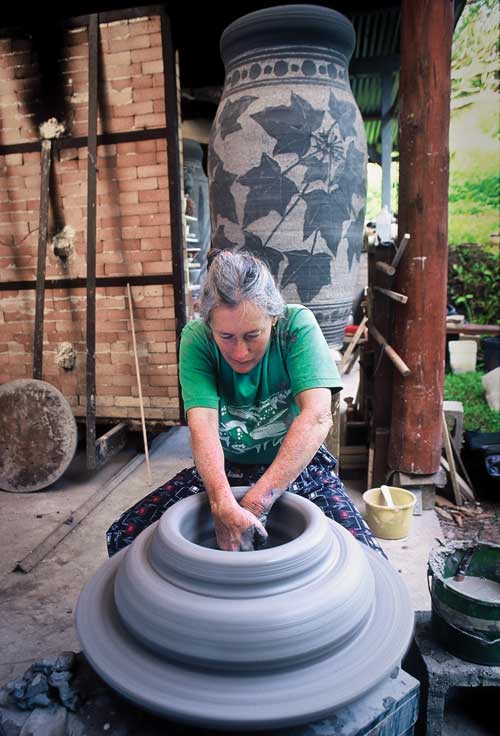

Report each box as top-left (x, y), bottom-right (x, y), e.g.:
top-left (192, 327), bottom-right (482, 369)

top-left (106, 444), bottom-right (386, 558)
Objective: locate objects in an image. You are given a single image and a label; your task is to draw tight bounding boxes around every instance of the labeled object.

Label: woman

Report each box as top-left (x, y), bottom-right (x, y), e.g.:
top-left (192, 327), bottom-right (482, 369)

top-left (107, 250), bottom-right (384, 557)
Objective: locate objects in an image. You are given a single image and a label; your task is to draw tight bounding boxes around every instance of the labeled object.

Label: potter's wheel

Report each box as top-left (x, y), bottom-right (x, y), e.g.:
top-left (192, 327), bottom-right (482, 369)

top-left (76, 490), bottom-right (414, 730)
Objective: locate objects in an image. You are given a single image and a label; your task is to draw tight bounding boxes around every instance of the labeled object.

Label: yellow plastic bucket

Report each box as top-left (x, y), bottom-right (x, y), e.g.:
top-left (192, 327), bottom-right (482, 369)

top-left (363, 486), bottom-right (417, 540)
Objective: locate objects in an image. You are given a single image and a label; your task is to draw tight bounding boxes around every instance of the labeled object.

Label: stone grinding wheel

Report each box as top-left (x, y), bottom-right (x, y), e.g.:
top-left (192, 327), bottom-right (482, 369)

top-left (0, 379), bottom-right (77, 492)
top-left (76, 490), bottom-right (414, 731)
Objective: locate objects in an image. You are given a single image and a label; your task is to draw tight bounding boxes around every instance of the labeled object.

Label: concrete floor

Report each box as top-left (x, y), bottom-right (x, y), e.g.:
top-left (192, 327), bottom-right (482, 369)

top-left (0, 376), bottom-right (492, 734)
top-left (0, 424), bottom-right (439, 682)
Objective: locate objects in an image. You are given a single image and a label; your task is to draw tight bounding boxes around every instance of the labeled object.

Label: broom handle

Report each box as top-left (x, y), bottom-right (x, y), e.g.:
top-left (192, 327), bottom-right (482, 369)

top-left (127, 283), bottom-right (152, 485)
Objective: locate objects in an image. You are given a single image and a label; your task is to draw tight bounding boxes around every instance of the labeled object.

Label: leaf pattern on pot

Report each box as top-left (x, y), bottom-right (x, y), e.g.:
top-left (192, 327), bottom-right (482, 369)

top-left (281, 250), bottom-right (332, 302)
top-left (328, 92), bottom-right (358, 140)
top-left (251, 93), bottom-right (324, 158)
top-left (238, 154), bottom-right (299, 228)
top-left (242, 232), bottom-right (284, 278)
top-left (219, 96), bottom-right (258, 140)
top-left (303, 189), bottom-right (350, 257)
top-left (303, 156), bottom-right (330, 185)
top-left (213, 224), bottom-right (238, 252)
top-left (337, 141), bottom-right (367, 207)
top-left (211, 161), bottom-right (238, 224)
top-left (345, 209), bottom-right (365, 269)
top-left (208, 148), bottom-right (223, 181)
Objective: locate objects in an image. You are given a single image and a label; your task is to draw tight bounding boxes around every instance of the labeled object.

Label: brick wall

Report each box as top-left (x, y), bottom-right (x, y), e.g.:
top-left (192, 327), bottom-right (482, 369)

top-left (0, 15), bottom-right (182, 424)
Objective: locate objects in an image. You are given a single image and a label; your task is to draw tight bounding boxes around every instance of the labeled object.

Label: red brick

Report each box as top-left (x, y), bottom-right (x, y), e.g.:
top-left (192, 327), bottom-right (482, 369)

top-left (114, 101), bottom-right (153, 117)
top-left (132, 74), bottom-right (153, 90)
top-left (131, 47), bottom-right (162, 64)
top-left (134, 112), bottom-right (165, 128)
top-left (119, 177), bottom-right (158, 192)
top-left (138, 189), bottom-right (165, 203)
top-left (104, 262), bottom-right (143, 276)
top-left (133, 86), bottom-right (164, 103)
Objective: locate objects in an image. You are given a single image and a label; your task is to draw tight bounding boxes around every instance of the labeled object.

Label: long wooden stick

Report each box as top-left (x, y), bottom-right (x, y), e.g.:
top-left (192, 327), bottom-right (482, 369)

top-left (368, 324), bottom-right (411, 376)
top-left (373, 286), bottom-right (409, 304)
top-left (391, 233), bottom-right (411, 270)
top-left (33, 139), bottom-right (52, 380)
top-left (127, 283), bottom-right (152, 485)
top-left (339, 316), bottom-right (368, 374)
top-left (375, 261), bottom-right (396, 276)
top-left (442, 411), bottom-right (462, 506)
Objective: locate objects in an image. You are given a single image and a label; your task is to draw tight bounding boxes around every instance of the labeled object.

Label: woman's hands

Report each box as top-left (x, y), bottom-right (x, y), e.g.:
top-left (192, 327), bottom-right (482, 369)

top-left (212, 496), bottom-right (268, 551)
top-left (240, 485), bottom-right (281, 525)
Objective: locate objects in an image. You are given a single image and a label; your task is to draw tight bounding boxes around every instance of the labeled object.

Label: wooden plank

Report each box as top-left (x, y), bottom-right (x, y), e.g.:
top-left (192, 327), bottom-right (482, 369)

top-left (14, 450), bottom-right (147, 573)
top-left (86, 13), bottom-right (99, 471)
top-left (32, 139), bottom-right (52, 380)
top-left (95, 423), bottom-right (128, 468)
top-left (0, 275), bottom-right (174, 292)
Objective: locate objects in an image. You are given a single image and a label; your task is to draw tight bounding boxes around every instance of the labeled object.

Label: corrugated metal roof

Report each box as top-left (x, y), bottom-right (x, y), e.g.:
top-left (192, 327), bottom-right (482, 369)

top-left (346, 1), bottom-right (466, 155)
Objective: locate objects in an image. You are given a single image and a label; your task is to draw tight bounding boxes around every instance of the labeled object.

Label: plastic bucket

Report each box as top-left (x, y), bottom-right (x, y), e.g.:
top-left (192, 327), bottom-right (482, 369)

top-left (481, 336), bottom-right (500, 373)
top-left (362, 486), bottom-right (416, 540)
top-left (428, 541), bottom-right (500, 665)
top-left (448, 340), bottom-right (477, 373)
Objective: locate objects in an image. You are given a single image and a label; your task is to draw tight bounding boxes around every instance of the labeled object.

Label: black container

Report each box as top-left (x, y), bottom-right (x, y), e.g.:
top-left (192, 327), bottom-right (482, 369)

top-left (481, 336), bottom-right (500, 373)
top-left (462, 430), bottom-right (500, 498)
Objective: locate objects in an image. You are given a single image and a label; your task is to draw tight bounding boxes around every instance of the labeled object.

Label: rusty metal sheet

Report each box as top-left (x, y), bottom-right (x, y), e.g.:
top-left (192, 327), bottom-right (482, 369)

top-left (0, 379), bottom-right (77, 492)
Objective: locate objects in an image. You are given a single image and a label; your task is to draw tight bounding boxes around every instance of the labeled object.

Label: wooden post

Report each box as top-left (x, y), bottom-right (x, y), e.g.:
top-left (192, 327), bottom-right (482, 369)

top-left (388, 0), bottom-right (453, 474)
top-left (33, 139), bottom-right (52, 380)
top-left (86, 13), bottom-right (99, 471)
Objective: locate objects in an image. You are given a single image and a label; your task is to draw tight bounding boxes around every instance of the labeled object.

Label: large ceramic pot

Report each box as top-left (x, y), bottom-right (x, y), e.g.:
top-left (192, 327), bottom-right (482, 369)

top-left (208, 5), bottom-right (367, 347)
top-left (183, 138), bottom-right (210, 285)
top-left (76, 490), bottom-right (413, 730)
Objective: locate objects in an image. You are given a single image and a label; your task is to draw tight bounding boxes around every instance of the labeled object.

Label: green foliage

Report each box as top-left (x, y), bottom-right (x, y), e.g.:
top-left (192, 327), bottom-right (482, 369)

top-left (448, 243), bottom-right (500, 323)
top-left (449, 175), bottom-right (500, 211)
top-left (444, 371), bottom-right (500, 433)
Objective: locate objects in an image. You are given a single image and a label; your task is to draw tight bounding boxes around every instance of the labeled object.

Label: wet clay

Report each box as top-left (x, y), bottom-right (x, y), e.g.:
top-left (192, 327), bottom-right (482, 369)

top-left (444, 575), bottom-right (500, 603)
top-left (76, 490), bottom-right (414, 731)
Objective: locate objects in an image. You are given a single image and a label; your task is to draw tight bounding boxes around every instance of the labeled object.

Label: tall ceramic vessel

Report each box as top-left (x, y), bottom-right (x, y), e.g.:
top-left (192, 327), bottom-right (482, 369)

top-left (208, 5), bottom-right (367, 347)
top-left (183, 139), bottom-right (210, 285)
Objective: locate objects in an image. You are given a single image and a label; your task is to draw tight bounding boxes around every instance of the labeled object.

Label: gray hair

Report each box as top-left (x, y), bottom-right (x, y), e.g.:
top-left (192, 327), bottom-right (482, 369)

top-left (199, 250), bottom-right (285, 322)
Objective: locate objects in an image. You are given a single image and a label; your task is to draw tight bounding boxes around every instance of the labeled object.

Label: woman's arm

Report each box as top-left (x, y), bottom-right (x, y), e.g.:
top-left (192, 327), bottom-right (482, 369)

top-left (240, 387), bottom-right (333, 520)
top-left (187, 407), bottom-right (267, 550)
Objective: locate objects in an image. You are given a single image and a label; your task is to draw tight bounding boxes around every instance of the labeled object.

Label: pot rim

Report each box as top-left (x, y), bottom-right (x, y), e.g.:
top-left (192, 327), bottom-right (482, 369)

top-left (220, 4), bottom-right (355, 67)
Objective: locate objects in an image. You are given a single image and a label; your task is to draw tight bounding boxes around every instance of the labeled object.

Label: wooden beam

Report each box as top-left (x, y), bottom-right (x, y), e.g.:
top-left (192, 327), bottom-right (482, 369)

top-left (161, 10), bottom-right (186, 422)
top-left (0, 274), bottom-right (174, 293)
top-left (388, 0), bottom-right (454, 474)
top-left (375, 261), bottom-right (396, 276)
top-left (86, 13), bottom-right (99, 472)
top-left (447, 324), bottom-right (499, 336)
top-left (339, 316), bottom-right (368, 374)
top-left (0, 128), bottom-right (168, 156)
top-left (95, 423), bottom-right (128, 468)
top-left (32, 139), bottom-right (52, 380)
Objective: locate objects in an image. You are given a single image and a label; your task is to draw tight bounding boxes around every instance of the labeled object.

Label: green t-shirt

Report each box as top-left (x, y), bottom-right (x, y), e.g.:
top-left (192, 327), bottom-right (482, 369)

top-left (179, 305), bottom-right (342, 464)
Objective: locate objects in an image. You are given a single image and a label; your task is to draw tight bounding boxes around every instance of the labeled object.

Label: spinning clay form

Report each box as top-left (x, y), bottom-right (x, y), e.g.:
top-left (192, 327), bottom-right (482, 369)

top-left (76, 489), bottom-right (414, 730)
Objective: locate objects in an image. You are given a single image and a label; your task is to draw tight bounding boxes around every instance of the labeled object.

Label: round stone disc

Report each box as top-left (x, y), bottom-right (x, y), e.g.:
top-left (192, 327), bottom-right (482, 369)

top-left (0, 379), bottom-right (77, 492)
